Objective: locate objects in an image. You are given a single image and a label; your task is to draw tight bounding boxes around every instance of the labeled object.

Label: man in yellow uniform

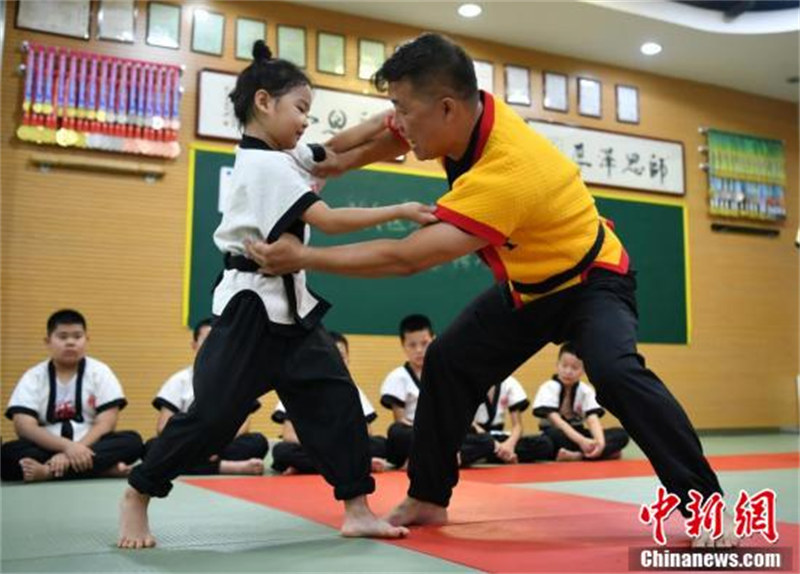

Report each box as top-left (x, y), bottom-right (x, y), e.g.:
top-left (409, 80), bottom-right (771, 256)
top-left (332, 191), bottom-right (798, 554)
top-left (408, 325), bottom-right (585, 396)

top-left (248, 33), bottom-right (733, 547)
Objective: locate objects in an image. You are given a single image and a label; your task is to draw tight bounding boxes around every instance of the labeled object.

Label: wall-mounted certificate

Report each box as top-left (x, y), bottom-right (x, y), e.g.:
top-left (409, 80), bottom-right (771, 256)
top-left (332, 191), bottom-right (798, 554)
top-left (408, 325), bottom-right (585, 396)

top-left (358, 39), bottom-right (385, 80)
top-left (191, 9), bottom-right (224, 56)
top-left (578, 77), bottom-right (601, 118)
top-left (504, 64), bottom-right (531, 106)
top-left (474, 60), bottom-right (494, 94)
top-left (98, 0), bottom-right (136, 43)
top-left (543, 71), bottom-right (568, 112)
top-left (16, 0), bottom-right (91, 39)
top-left (616, 84), bottom-right (640, 124)
top-left (236, 18), bottom-right (265, 61)
top-left (146, 2), bottom-right (181, 49)
top-left (317, 31), bottom-right (345, 75)
top-left (278, 25), bottom-right (306, 68)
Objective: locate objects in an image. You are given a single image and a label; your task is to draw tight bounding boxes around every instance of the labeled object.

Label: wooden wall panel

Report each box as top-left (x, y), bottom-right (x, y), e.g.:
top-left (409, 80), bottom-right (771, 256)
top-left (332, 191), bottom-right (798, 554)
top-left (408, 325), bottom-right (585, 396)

top-left (1, 1), bottom-right (797, 443)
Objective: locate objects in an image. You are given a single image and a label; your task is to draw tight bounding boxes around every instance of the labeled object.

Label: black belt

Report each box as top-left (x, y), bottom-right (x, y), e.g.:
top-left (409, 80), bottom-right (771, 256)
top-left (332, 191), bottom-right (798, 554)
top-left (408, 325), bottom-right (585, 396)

top-left (224, 253), bottom-right (259, 272)
top-left (511, 222), bottom-right (605, 295)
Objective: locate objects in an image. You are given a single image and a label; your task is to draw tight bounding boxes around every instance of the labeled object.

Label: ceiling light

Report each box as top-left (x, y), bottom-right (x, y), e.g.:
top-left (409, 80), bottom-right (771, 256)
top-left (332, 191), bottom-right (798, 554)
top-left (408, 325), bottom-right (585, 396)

top-left (458, 3), bottom-right (482, 18)
top-left (640, 42), bottom-right (662, 56)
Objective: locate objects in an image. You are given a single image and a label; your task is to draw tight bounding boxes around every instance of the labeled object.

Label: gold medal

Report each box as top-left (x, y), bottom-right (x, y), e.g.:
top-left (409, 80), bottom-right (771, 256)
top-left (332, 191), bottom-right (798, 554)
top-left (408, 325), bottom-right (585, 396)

top-left (16, 125), bottom-right (31, 141)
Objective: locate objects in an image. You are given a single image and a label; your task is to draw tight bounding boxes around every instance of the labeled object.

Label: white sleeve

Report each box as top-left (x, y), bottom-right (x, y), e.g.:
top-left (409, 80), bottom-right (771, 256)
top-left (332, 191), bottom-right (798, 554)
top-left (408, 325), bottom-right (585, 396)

top-left (154, 371), bottom-right (185, 412)
top-left (380, 369), bottom-right (408, 409)
top-left (504, 377), bottom-right (530, 411)
top-left (578, 383), bottom-right (605, 417)
top-left (258, 158), bottom-right (323, 243)
top-left (532, 380), bottom-right (561, 418)
top-left (357, 388), bottom-right (378, 423)
top-left (5, 367), bottom-right (43, 421)
top-left (286, 144), bottom-right (327, 192)
top-left (93, 363), bottom-right (127, 413)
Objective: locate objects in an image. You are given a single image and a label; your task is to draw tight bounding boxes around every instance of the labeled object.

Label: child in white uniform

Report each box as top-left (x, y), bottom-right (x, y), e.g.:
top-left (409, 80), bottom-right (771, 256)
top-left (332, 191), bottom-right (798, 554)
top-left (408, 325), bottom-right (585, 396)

top-left (470, 376), bottom-right (554, 463)
top-left (145, 318), bottom-right (269, 475)
top-left (533, 343), bottom-right (629, 461)
top-left (2, 310), bottom-right (142, 482)
top-left (118, 40), bottom-right (434, 548)
top-left (272, 332), bottom-right (388, 474)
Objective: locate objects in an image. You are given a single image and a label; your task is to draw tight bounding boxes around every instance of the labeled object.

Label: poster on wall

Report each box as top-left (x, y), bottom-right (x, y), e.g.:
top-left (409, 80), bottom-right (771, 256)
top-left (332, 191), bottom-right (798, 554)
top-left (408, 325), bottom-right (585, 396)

top-left (298, 87), bottom-right (394, 146)
top-left (527, 119), bottom-right (685, 195)
top-left (196, 69), bottom-right (240, 140)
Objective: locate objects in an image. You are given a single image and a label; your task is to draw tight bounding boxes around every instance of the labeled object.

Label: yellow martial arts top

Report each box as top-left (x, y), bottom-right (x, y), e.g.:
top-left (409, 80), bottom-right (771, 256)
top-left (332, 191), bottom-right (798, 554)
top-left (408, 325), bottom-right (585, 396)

top-left (433, 92), bottom-right (629, 307)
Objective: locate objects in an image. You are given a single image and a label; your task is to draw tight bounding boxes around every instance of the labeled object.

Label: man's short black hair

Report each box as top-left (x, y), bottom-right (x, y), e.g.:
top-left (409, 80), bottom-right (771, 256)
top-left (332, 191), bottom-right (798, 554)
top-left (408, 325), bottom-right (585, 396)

top-left (399, 314), bottom-right (434, 341)
top-left (193, 318), bottom-right (213, 343)
top-left (374, 33), bottom-right (478, 102)
top-left (329, 330), bottom-right (348, 352)
top-left (47, 309), bottom-right (86, 336)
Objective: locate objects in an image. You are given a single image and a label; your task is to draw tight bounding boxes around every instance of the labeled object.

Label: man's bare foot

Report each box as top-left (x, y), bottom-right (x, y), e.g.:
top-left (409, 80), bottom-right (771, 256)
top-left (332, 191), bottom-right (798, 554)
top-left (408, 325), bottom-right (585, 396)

top-left (101, 462), bottom-right (133, 478)
top-left (692, 510), bottom-right (740, 548)
top-left (19, 458), bottom-right (53, 482)
top-left (385, 496), bottom-right (448, 527)
top-left (281, 466), bottom-right (299, 476)
top-left (118, 487), bottom-right (156, 549)
top-left (342, 495), bottom-right (409, 538)
top-left (556, 448), bottom-right (583, 462)
top-left (219, 458), bottom-right (264, 475)
top-left (370, 457), bottom-right (389, 473)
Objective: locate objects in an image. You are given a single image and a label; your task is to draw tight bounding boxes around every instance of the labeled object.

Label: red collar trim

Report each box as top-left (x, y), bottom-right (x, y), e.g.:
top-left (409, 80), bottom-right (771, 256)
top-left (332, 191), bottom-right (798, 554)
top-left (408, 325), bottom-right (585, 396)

top-left (472, 91), bottom-right (495, 164)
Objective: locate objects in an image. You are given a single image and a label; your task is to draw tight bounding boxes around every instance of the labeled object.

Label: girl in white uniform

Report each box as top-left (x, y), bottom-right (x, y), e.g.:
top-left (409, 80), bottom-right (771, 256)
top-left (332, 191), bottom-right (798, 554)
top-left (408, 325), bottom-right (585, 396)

top-left (118, 41), bottom-right (434, 548)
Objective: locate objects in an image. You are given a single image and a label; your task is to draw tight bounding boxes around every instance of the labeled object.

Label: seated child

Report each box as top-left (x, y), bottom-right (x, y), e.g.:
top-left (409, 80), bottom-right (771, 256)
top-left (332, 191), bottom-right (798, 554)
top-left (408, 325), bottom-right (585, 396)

top-left (470, 375), bottom-right (554, 464)
top-left (271, 331), bottom-right (388, 474)
top-left (1, 309), bottom-right (143, 482)
top-left (380, 314), bottom-right (493, 468)
top-left (532, 342), bottom-right (629, 461)
top-left (144, 318), bottom-right (269, 475)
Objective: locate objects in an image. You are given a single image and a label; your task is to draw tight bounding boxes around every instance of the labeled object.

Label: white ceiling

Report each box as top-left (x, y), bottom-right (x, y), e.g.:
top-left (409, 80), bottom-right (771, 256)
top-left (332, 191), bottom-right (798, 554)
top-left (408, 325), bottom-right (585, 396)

top-left (298, 0), bottom-right (799, 103)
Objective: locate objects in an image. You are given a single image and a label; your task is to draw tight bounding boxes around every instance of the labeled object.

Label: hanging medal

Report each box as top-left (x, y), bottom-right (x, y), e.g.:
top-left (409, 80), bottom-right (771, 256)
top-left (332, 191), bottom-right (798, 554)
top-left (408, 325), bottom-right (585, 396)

top-left (76, 54), bottom-right (88, 122)
top-left (86, 56), bottom-right (98, 122)
top-left (33, 46), bottom-right (45, 117)
top-left (17, 44), bottom-right (36, 141)
top-left (171, 67), bottom-right (181, 132)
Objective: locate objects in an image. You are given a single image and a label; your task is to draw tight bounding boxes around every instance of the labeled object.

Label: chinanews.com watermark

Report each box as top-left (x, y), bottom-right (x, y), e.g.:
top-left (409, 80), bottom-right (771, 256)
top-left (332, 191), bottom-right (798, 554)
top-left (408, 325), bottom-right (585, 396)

top-left (630, 487), bottom-right (794, 571)
top-left (630, 547), bottom-right (793, 571)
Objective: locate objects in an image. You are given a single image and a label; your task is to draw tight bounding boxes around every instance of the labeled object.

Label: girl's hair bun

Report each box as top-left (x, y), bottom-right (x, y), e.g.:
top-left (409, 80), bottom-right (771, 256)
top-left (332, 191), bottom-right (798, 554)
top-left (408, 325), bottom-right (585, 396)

top-left (252, 40), bottom-right (272, 62)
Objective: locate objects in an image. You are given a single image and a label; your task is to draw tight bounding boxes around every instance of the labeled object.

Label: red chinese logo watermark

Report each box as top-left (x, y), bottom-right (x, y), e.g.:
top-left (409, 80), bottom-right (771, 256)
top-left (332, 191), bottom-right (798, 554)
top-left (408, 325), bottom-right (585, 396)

top-left (639, 487), bottom-right (779, 545)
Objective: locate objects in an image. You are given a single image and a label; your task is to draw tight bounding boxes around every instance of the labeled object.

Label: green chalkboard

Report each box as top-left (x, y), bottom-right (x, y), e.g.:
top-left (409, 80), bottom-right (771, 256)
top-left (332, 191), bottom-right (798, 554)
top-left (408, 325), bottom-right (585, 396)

top-left (184, 145), bottom-right (689, 343)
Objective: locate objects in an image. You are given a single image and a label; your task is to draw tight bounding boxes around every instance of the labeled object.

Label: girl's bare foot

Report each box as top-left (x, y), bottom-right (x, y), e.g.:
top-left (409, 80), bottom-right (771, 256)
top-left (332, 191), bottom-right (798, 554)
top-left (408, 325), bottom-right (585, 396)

top-left (219, 458), bottom-right (264, 475)
top-left (556, 448), bottom-right (583, 462)
top-left (101, 462), bottom-right (133, 478)
top-left (19, 458), bottom-right (52, 482)
top-left (385, 496), bottom-right (448, 527)
top-left (341, 495), bottom-right (409, 538)
top-left (281, 466), bottom-right (299, 476)
top-left (370, 457), bottom-right (389, 473)
top-left (117, 487), bottom-right (156, 549)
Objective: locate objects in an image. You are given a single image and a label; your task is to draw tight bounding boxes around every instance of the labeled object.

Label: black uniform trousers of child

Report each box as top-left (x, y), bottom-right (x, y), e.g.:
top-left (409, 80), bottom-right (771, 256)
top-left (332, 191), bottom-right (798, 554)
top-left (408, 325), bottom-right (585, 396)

top-left (542, 425), bottom-right (629, 460)
top-left (407, 269), bottom-right (721, 515)
top-left (272, 435), bottom-right (386, 474)
top-left (386, 423), bottom-right (524, 468)
top-left (128, 291), bottom-right (375, 500)
top-left (143, 432), bottom-right (269, 475)
top-left (1, 431), bottom-right (143, 481)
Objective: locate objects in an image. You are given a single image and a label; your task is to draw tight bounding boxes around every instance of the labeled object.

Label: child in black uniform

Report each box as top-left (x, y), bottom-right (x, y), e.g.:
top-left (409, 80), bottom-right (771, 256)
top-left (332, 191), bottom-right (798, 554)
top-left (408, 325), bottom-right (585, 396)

top-left (117, 41), bottom-right (433, 548)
